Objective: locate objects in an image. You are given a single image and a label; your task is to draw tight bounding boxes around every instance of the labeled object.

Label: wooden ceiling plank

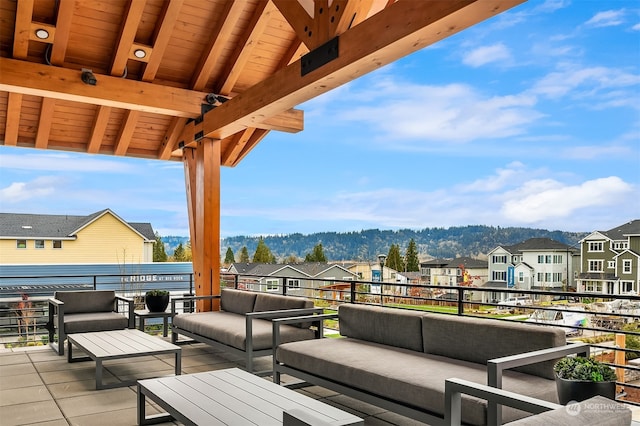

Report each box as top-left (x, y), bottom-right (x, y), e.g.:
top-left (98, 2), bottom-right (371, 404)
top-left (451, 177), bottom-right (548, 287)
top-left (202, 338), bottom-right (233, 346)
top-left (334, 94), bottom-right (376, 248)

top-left (191, 0), bottom-right (245, 91)
top-left (217, 1), bottom-right (277, 96)
top-left (111, 0), bottom-right (148, 77)
top-left (87, 106), bottom-right (112, 153)
top-left (142, 0), bottom-right (184, 81)
top-left (13, 0), bottom-right (35, 59)
top-left (114, 110), bottom-right (140, 156)
top-left (158, 117), bottom-right (187, 160)
top-left (200, 0), bottom-right (524, 141)
top-left (35, 98), bottom-right (56, 149)
top-left (272, 0), bottom-right (313, 49)
top-left (0, 57), bottom-right (205, 117)
top-left (49, 0), bottom-right (75, 66)
top-left (4, 93), bottom-right (23, 145)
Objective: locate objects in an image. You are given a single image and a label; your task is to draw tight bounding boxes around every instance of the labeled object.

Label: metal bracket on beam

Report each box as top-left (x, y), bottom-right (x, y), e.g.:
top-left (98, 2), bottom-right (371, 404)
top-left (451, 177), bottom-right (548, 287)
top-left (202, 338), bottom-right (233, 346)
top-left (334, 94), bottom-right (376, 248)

top-left (301, 36), bottom-right (339, 76)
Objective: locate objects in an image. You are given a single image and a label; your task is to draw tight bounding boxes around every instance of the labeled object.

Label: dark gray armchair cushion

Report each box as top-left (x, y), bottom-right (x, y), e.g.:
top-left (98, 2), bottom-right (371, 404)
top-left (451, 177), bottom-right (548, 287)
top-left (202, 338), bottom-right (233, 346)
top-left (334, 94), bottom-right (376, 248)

top-left (506, 395), bottom-right (631, 426)
top-left (421, 314), bottom-right (566, 379)
top-left (253, 292), bottom-right (312, 312)
top-left (338, 304), bottom-right (425, 352)
top-left (63, 312), bottom-right (129, 334)
top-left (54, 290), bottom-right (116, 314)
top-left (220, 288), bottom-right (257, 314)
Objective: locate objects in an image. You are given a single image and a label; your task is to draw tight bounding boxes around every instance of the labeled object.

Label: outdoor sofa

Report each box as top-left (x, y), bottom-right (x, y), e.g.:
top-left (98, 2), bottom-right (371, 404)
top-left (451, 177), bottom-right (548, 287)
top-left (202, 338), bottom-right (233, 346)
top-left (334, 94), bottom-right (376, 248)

top-left (48, 290), bottom-right (134, 355)
top-left (273, 303), bottom-right (591, 425)
top-left (171, 288), bottom-right (322, 374)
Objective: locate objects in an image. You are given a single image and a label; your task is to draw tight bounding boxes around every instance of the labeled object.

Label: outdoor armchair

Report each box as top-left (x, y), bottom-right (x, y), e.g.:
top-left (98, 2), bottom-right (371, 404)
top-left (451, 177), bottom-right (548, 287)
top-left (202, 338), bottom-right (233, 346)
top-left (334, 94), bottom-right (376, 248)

top-left (47, 290), bottom-right (134, 355)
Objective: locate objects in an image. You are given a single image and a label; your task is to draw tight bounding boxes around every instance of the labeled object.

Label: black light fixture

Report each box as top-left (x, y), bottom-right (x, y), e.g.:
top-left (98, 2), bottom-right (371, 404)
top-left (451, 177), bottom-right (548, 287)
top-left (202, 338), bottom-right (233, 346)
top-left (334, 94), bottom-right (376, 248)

top-left (81, 68), bottom-right (97, 86)
top-left (205, 93), bottom-right (230, 106)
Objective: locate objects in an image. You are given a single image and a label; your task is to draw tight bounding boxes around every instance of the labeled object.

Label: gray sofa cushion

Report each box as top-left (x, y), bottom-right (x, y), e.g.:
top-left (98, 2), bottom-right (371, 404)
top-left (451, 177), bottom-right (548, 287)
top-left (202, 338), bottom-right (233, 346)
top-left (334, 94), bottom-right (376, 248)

top-left (421, 314), bottom-right (565, 379)
top-left (63, 312), bottom-right (129, 333)
top-left (277, 337), bottom-right (558, 425)
top-left (173, 311), bottom-right (315, 351)
top-left (253, 292), bottom-right (312, 312)
top-left (54, 290), bottom-right (115, 314)
top-left (338, 304), bottom-right (424, 352)
top-left (220, 288), bottom-right (257, 314)
top-left (506, 395), bottom-right (631, 426)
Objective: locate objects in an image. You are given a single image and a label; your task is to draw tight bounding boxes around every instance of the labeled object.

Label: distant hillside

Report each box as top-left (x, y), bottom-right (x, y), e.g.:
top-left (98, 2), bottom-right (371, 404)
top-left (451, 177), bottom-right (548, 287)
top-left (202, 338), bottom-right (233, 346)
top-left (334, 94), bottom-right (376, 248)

top-left (213, 226), bottom-right (588, 262)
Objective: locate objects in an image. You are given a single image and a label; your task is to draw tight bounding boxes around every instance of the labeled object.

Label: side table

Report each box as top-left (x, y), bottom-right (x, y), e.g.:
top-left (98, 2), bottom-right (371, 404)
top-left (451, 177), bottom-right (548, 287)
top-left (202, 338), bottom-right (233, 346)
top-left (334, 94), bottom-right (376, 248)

top-left (135, 309), bottom-right (172, 337)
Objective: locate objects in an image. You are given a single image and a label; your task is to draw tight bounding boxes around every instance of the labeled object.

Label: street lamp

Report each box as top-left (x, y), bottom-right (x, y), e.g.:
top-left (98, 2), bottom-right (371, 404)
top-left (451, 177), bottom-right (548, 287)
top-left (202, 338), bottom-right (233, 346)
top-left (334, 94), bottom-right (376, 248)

top-left (378, 254), bottom-right (386, 306)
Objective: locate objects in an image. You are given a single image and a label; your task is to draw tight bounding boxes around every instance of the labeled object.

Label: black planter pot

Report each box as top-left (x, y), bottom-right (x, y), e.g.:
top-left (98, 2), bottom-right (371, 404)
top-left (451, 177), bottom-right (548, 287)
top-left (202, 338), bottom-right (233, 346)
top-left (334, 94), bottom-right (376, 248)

top-left (145, 295), bottom-right (169, 312)
top-left (555, 376), bottom-right (616, 404)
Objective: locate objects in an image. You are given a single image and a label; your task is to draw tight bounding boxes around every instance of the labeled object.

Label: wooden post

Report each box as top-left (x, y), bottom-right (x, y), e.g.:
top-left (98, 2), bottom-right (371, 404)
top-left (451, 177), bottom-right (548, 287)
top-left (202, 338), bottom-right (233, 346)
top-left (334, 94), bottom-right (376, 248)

top-left (183, 138), bottom-right (221, 312)
top-left (615, 333), bottom-right (626, 395)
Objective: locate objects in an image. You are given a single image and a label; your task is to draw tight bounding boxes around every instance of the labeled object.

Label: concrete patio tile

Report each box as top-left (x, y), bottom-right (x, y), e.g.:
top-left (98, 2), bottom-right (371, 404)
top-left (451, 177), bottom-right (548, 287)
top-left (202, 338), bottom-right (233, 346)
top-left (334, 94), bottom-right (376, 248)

top-left (46, 378), bottom-right (107, 399)
top-left (0, 362), bottom-right (37, 377)
top-left (56, 387), bottom-right (137, 418)
top-left (0, 372), bottom-right (43, 390)
top-left (23, 420), bottom-right (69, 426)
top-left (39, 366), bottom-right (118, 386)
top-left (0, 385), bottom-right (53, 406)
top-left (0, 400), bottom-right (64, 426)
top-left (67, 406), bottom-right (177, 426)
top-left (26, 348), bottom-right (63, 362)
top-left (33, 358), bottom-right (96, 372)
top-left (182, 361), bottom-right (236, 374)
top-left (0, 353), bottom-right (30, 366)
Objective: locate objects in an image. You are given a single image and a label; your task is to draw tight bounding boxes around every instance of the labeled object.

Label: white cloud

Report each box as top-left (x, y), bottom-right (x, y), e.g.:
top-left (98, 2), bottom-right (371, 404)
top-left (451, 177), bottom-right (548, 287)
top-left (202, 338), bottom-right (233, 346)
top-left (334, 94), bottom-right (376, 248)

top-left (0, 176), bottom-right (62, 203)
top-left (584, 10), bottom-right (626, 28)
top-left (462, 43), bottom-right (512, 67)
top-left (501, 176), bottom-right (634, 223)
top-left (0, 151), bottom-right (135, 173)
top-left (460, 162), bottom-right (527, 192)
top-left (633, 23), bottom-right (640, 31)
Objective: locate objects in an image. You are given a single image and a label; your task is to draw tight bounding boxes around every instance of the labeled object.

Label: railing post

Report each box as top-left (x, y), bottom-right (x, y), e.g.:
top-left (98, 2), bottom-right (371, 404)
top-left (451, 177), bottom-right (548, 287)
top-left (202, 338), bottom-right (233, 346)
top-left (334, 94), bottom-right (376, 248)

top-left (350, 282), bottom-right (356, 304)
top-left (457, 288), bottom-right (464, 316)
top-left (282, 277), bottom-right (287, 295)
top-left (234, 274), bottom-right (239, 289)
top-left (93, 275), bottom-right (97, 290)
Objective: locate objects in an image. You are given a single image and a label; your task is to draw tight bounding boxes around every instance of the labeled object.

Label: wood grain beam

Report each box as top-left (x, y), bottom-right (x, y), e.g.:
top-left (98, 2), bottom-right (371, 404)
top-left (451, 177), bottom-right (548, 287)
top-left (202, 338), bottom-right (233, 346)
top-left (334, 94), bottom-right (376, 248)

top-left (4, 93), bottom-right (23, 145)
top-left (198, 0), bottom-right (524, 141)
top-left (142, 0), bottom-right (184, 81)
top-left (228, 128), bottom-right (269, 167)
top-left (13, 0), bottom-right (34, 59)
top-left (0, 57), bottom-right (206, 117)
top-left (49, 0), bottom-right (75, 66)
top-left (158, 117), bottom-right (187, 160)
top-left (114, 110), bottom-right (140, 156)
top-left (111, 0), bottom-right (147, 77)
top-left (35, 98), bottom-right (56, 149)
top-left (87, 106), bottom-right (112, 153)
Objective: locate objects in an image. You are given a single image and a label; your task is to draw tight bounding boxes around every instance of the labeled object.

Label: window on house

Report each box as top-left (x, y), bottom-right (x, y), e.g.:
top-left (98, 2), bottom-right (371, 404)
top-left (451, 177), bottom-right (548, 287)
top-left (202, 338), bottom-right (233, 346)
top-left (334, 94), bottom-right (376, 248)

top-left (623, 260), bottom-right (632, 274)
top-left (287, 279), bottom-right (300, 289)
top-left (538, 255), bottom-right (544, 264)
top-left (553, 273), bottom-right (563, 282)
top-left (614, 242), bottom-right (628, 250)
top-left (588, 242), bottom-right (603, 252)
top-left (621, 281), bottom-right (635, 293)
top-left (584, 281), bottom-right (603, 292)
top-left (35, 240), bottom-right (45, 249)
top-left (553, 255), bottom-right (563, 264)
top-left (266, 279), bottom-right (279, 292)
top-left (493, 271), bottom-right (506, 281)
top-left (16, 240), bottom-right (26, 249)
top-left (607, 261), bottom-right (615, 269)
top-left (492, 255), bottom-right (507, 264)
top-left (588, 260), bottom-right (603, 272)
top-left (545, 255), bottom-right (552, 264)
top-left (537, 272), bottom-right (544, 282)
top-left (518, 272), bottom-right (524, 282)
top-left (52, 240), bottom-right (62, 249)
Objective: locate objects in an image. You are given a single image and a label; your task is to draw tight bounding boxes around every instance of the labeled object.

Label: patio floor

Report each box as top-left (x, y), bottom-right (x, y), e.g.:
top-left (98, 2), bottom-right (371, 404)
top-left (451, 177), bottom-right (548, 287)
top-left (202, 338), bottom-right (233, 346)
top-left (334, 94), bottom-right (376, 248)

top-left (0, 337), bottom-right (429, 426)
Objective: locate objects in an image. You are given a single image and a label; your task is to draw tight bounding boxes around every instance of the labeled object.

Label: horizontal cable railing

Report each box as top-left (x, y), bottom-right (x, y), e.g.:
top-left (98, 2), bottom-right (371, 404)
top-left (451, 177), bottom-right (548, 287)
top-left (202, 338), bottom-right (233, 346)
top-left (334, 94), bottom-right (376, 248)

top-left (1, 271), bottom-right (639, 404)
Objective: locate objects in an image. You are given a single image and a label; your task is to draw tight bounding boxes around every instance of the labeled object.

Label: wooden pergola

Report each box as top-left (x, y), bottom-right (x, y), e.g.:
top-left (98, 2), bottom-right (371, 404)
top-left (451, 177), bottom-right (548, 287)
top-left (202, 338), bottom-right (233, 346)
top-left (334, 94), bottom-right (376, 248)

top-left (0, 0), bottom-right (524, 310)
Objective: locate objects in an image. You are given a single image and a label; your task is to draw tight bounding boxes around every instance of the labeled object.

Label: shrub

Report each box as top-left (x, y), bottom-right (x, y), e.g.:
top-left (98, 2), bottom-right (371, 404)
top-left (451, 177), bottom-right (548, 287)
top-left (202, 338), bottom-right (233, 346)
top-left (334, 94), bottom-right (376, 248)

top-left (145, 290), bottom-right (169, 297)
top-left (554, 356), bottom-right (617, 382)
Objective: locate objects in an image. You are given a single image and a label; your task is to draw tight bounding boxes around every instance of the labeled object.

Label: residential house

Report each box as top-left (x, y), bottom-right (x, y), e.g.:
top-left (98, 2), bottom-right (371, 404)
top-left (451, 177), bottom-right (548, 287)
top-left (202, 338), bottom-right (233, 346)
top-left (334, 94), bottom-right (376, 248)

top-left (484, 238), bottom-right (580, 303)
top-left (419, 257), bottom-right (488, 301)
top-left (341, 261), bottom-right (408, 297)
top-left (577, 220), bottom-right (640, 296)
top-left (227, 262), bottom-right (357, 300)
top-left (0, 209), bottom-right (155, 264)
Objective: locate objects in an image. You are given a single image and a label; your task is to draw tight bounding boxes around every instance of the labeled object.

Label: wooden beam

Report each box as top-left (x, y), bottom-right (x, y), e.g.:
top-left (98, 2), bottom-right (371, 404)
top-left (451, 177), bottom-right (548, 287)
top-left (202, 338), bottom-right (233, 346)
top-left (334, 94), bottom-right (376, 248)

top-left (114, 110), bottom-right (140, 156)
top-left (49, 0), bottom-right (75, 66)
top-left (222, 128), bottom-right (256, 166)
top-left (4, 93), bottom-right (23, 145)
top-left (87, 106), bottom-right (112, 153)
top-left (35, 98), bottom-right (56, 149)
top-left (0, 57), bottom-right (205, 117)
top-left (198, 0), bottom-right (524, 141)
top-left (13, 0), bottom-right (34, 59)
top-left (158, 117), bottom-right (187, 160)
top-left (142, 0), bottom-right (184, 81)
top-left (111, 0), bottom-right (147, 77)
top-left (254, 108), bottom-right (304, 133)
top-left (228, 128), bottom-right (269, 167)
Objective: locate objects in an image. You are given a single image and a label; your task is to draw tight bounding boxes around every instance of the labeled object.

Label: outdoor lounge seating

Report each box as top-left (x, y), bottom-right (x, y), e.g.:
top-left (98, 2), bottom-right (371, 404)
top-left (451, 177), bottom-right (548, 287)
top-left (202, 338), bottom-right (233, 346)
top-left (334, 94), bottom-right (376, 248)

top-left (273, 303), bottom-right (591, 425)
top-left (445, 378), bottom-right (631, 425)
top-left (171, 288), bottom-right (322, 374)
top-left (47, 290), bottom-right (134, 355)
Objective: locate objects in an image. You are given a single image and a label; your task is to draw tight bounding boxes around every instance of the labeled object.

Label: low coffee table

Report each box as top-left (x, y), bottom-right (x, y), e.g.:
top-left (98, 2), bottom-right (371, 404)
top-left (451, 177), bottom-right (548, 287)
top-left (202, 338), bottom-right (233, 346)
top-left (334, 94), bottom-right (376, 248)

top-left (137, 368), bottom-right (363, 425)
top-left (67, 329), bottom-right (181, 390)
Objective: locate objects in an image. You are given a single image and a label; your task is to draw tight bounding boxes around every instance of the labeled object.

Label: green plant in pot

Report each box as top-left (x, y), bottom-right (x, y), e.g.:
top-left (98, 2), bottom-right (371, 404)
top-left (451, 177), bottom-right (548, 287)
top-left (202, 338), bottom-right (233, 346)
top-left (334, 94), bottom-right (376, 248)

top-left (145, 290), bottom-right (170, 312)
top-left (554, 356), bottom-right (617, 404)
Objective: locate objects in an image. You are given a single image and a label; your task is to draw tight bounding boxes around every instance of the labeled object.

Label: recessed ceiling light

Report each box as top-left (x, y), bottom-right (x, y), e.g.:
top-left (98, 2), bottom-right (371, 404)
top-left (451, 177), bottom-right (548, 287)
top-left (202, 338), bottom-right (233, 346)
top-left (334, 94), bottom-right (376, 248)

top-left (133, 49), bottom-right (146, 59)
top-left (35, 29), bottom-right (49, 39)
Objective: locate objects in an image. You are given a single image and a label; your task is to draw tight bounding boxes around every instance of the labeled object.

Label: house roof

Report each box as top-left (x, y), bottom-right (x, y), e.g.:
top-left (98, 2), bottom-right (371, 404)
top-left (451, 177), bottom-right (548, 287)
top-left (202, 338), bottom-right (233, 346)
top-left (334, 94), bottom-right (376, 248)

top-left (0, 209), bottom-right (155, 241)
top-left (503, 237), bottom-right (577, 254)
top-left (0, 1), bottom-right (523, 166)
top-left (602, 220), bottom-right (640, 240)
top-left (230, 262), bottom-right (355, 278)
top-left (443, 256), bottom-right (488, 269)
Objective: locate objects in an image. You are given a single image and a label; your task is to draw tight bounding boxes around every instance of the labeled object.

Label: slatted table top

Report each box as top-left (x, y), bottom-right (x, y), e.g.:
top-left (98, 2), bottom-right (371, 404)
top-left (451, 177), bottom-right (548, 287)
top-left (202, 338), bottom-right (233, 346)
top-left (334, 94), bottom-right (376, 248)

top-left (138, 368), bottom-right (363, 426)
top-left (68, 329), bottom-right (180, 359)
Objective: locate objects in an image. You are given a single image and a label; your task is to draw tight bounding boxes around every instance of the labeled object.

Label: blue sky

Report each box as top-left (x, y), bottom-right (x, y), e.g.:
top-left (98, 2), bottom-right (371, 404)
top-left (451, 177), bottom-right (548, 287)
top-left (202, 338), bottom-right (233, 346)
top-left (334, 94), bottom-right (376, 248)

top-left (1, 0), bottom-right (639, 238)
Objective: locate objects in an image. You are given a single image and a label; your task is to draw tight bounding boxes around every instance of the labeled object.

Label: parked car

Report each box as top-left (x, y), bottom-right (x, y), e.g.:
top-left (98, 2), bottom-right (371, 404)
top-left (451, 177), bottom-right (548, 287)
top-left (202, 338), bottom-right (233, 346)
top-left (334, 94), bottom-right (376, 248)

top-left (497, 296), bottom-right (533, 308)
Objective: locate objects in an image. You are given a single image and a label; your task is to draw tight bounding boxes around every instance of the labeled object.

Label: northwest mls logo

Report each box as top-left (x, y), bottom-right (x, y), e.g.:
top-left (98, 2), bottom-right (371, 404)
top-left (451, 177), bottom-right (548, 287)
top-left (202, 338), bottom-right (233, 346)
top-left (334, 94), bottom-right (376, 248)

top-left (565, 400), bottom-right (581, 416)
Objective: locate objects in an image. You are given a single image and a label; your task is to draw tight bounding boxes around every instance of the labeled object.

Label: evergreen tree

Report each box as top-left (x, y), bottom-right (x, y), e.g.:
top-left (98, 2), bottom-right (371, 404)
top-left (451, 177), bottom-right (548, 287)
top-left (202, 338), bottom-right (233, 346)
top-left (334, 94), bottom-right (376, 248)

top-left (224, 247), bottom-right (235, 264)
top-left (405, 238), bottom-right (419, 272)
top-left (386, 244), bottom-right (404, 271)
top-left (304, 243), bottom-right (327, 262)
top-left (173, 243), bottom-right (186, 262)
top-left (183, 240), bottom-right (193, 261)
top-left (252, 238), bottom-right (275, 263)
top-left (153, 232), bottom-right (167, 262)
top-left (239, 246), bottom-right (250, 262)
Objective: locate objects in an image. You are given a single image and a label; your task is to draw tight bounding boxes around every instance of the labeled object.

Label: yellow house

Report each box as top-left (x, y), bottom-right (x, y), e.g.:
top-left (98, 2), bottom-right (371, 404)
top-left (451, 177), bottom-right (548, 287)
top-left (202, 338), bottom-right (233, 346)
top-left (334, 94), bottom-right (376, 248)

top-left (0, 209), bottom-right (155, 264)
